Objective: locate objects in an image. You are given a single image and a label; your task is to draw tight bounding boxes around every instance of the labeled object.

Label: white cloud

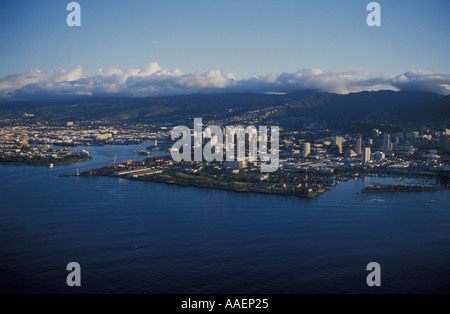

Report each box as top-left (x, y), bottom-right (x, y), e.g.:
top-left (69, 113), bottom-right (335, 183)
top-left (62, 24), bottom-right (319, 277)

top-left (0, 63), bottom-right (449, 100)
top-left (175, 69), bottom-right (237, 89)
top-left (0, 65), bottom-right (84, 97)
top-left (388, 70), bottom-right (450, 95)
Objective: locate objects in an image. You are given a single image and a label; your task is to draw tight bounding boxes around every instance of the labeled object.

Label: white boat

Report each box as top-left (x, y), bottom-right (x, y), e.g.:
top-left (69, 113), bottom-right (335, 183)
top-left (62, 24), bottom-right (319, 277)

top-left (49, 163), bottom-right (54, 168)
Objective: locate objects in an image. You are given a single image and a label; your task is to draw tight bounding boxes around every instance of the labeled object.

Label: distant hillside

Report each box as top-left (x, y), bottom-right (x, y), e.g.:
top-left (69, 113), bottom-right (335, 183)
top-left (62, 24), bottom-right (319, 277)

top-left (393, 94), bottom-right (450, 122)
top-left (274, 90), bottom-right (444, 123)
top-left (0, 90), bottom-right (448, 126)
top-left (0, 90), bottom-right (319, 122)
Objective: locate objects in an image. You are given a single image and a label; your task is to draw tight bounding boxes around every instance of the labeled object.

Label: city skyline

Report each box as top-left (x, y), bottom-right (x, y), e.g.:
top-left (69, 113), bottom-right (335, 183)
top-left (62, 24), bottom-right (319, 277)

top-left (1, 0), bottom-right (450, 100)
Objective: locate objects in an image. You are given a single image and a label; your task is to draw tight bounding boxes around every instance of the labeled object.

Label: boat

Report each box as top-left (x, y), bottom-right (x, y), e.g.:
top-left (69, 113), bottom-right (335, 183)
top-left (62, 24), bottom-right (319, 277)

top-left (49, 163), bottom-right (54, 168)
top-left (139, 150), bottom-right (151, 155)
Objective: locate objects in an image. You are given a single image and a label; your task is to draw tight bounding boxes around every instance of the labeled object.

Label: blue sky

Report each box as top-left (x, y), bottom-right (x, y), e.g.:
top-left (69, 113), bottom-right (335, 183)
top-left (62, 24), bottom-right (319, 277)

top-left (1, 0), bottom-right (449, 99)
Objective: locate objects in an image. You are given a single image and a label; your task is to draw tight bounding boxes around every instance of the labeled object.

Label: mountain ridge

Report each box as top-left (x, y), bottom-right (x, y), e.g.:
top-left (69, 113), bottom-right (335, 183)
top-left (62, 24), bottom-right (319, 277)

top-left (0, 90), bottom-right (448, 126)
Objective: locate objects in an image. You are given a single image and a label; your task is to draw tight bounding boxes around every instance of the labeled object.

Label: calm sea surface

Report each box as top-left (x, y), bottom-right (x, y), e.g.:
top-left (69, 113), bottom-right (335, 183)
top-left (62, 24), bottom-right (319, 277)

top-left (1, 143), bottom-right (449, 293)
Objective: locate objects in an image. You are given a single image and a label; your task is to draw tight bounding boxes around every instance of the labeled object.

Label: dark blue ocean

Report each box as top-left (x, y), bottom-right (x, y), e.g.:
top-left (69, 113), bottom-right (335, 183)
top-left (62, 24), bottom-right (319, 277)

top-left (1, 143), bottom-right (449, 294)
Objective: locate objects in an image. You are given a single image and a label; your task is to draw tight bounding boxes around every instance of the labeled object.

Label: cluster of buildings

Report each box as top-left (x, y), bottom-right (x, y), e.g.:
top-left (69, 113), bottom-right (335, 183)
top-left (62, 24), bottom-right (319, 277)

top-left (1, 113), bottom-right (449, 179)
top-left (0, 121), bottom-right (172, 147)
top-left (290, 128), bottom-right (449, 168)
top-left (86, 124), bottom-right (450, 194)
top-left (0, 134), bottom-right (90, 165)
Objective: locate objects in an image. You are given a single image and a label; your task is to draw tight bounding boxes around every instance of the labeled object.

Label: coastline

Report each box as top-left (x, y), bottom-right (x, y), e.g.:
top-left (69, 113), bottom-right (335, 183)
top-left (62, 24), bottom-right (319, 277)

top-left (128, 175), bottom-right (325, 199)
top-left (69, 171), bottom-right (326, 199)
top-left (0, 156), bottom-right (92, 167)
top-left (358, 184), bottom-right (450, 194)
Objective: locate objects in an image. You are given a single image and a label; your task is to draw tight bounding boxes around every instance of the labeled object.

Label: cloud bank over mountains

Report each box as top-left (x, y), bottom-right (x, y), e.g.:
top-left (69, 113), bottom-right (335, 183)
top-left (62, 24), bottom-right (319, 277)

top-left (1, 62), bottom-right (449, 100)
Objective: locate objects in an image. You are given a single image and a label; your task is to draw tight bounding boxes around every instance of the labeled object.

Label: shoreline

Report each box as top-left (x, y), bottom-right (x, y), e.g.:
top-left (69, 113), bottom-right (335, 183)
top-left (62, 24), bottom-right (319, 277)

top-left (68, 172), bottom-right (325, 199)
top-left (60, 167), bottom-right (450, 200)
top-left (0, 156), bottom-right (92, 167)
top-left (358, 184), bottom-right (450, 194)
top-left (128, 175), bottom-right (325, 199)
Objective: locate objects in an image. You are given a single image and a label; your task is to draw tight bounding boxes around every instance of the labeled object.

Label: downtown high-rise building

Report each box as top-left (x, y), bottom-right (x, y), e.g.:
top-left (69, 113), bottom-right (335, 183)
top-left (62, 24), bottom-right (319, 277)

top-left (356, 135), bottom-right (362, 155)
top-left (335, 136), bottom-right (343, 154)
top-left (303, 142), bottom-right (311, 157)
top-left (440, 134), bottom-right (449, 152)
top-left (383, 133), bottom-right (391, 153)
top-left (363, 147), bottom-right (371, 163)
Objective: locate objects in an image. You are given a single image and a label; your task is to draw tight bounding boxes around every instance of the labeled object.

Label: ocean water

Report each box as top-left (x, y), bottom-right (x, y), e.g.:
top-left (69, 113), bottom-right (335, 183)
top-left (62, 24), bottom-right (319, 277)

top-left (1, 143), bottom-right (449, 294)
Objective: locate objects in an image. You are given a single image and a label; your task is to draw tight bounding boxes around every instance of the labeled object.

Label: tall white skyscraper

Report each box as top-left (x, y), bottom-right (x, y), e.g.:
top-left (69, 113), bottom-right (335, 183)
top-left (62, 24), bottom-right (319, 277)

top-left (335, 136), bottom-right (343, 154)
top-left (303, 142), bottom-right (311, 157)
top-left (363, 147), bottom-right (371, 163)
